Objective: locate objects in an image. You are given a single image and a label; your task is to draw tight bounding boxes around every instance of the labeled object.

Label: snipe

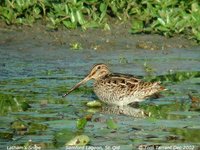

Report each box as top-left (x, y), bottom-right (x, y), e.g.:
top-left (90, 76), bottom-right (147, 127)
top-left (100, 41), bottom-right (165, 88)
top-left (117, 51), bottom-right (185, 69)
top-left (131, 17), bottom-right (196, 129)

top-left (63, 64), bottom-right (165, 106)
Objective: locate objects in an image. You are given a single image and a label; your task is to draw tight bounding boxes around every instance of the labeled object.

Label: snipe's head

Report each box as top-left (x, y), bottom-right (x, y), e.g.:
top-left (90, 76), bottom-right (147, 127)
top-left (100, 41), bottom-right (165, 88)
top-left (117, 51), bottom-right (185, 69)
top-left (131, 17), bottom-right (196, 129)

top-left (87, 63), bottom-right (110, 80)
top-left (62, 64), bottom-right (110, 97)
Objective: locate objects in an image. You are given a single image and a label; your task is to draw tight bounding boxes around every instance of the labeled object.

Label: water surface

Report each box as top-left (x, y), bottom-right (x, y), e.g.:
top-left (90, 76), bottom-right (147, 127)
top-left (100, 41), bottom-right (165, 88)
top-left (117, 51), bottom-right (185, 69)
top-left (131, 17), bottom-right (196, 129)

top-left (0, 29), bottom-right (200, 149)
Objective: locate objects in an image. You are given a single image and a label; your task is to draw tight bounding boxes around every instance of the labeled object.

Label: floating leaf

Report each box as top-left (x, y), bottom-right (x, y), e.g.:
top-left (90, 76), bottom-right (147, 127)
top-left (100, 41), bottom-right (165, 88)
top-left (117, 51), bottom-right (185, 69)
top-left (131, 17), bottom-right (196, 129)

top-left (87, 108), bottom-right (100, 113)
top-left (65, 135), bottom-right (90, 146)
top-left (76, 118), bottom-right (87, 130)
top-left (11, 120), bottom-right (28, 131)
top-left (86, 100), bottom-right (102, 107)
top-left (106, 118), bottom-right (118, 130)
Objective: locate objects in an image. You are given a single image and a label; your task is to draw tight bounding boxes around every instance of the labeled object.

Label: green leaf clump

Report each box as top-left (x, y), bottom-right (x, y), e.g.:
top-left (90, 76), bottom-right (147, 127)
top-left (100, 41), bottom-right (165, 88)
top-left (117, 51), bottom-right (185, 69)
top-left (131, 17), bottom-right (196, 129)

top-left (0, 0), bottom-right (200, 41)
top-left (130, 0), bottom-right (200, 41)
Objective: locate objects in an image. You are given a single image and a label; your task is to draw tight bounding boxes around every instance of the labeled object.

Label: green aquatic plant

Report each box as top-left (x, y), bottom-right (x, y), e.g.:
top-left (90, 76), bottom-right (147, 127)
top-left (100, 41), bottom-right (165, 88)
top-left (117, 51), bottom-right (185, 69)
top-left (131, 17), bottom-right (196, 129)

top-left (11, 120), bottom-right (28, 131)
top-left (0, 132), bottom-right (13, 139)
top-left (143, 61), bottom-right (156, 76)
top-left (0, 93), bottom-right (31, 116)
top-left (0, 0), bottom-right (44, 25)
top-left (106, 118), bottom-right (118, 130)
top-left (0, 0), bottom-right (200, 41)
top-left (170, 128), bottom-right (200, 143)
top-left (76, 118), bottom-right (87, 130)
top-left (146, 71), bottom-right (200, 83)
top-left (70, 42), bottom-right (82, 50)
top-left (119, 55), bottom-right (128, 64)
top-left (46, 0), bottom-right (110, 29)
top-left (47, 1), bottom-right (86, 29)
top-left (11, 120), bottom-right (47, 132)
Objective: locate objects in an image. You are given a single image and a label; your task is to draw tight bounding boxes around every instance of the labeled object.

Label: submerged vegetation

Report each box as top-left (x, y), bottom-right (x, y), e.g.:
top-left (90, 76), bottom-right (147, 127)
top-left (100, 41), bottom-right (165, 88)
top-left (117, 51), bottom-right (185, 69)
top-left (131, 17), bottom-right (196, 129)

top-left (0, 71), bottom-right (200, 148)
top-left (0, 0), bottom-right (200, 41)
top-left (145, 71), bottom-right (200, 83)
top-left (0, 93), bottom-right (30, 115)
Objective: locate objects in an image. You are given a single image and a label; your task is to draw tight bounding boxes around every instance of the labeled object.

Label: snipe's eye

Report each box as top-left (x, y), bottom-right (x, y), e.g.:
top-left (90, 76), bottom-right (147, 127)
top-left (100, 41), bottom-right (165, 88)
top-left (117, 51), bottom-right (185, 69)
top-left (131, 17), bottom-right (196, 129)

top-left (97, 66), bottom-right (101, 70)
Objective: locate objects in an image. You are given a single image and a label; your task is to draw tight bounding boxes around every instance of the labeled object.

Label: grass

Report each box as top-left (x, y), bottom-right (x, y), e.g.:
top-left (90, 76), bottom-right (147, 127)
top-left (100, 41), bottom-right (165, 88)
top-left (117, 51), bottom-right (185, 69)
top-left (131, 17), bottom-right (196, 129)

top-left (0, 0), bottom-right (200, 41)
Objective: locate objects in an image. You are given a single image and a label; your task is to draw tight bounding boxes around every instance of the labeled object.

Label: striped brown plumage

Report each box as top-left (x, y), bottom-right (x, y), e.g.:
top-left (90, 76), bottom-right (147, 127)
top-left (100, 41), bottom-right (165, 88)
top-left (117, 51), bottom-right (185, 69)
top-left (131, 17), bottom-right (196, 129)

top-left (63, 64), bottom-right (165, 106)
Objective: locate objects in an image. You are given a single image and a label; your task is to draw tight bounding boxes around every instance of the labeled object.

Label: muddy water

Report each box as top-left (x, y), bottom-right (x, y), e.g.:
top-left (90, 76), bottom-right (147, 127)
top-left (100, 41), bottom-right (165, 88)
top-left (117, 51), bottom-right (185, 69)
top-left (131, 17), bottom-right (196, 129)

top-left (0, 28), bottom-right (200, 149)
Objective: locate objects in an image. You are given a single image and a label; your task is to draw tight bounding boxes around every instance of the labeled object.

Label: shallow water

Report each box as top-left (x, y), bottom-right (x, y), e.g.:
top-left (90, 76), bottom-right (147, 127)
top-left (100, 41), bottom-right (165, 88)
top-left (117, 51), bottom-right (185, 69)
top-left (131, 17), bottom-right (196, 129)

top-left (0, 31), bottom-right (200, 149)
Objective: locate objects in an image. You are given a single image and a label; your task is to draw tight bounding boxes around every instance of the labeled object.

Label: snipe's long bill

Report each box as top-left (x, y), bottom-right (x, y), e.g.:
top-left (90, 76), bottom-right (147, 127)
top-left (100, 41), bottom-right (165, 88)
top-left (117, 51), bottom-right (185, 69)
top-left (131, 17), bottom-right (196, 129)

top-left (63, 64), bottom-right (165, 106)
